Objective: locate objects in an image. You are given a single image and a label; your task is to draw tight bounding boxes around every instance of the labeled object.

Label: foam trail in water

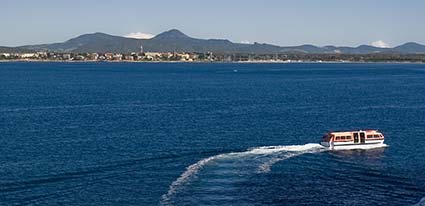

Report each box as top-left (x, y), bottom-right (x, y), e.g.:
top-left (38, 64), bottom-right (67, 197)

top-left (160, 143), bottom-right (326, 205)
top-left (414, 197), bottom-right (425, 206)
top-left (257, 144), bottom-right (327, 173)
top-left (161, 153), bottom-right (230, 206)
top-left (258, 153), bottom-right (299, 173)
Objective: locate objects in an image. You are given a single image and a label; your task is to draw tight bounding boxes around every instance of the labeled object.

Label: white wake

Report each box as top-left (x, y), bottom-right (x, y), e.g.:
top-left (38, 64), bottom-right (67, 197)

top-left (160, 143), bottom-right (327, 205)
top-left (414, 197), bottom-right (425, 206)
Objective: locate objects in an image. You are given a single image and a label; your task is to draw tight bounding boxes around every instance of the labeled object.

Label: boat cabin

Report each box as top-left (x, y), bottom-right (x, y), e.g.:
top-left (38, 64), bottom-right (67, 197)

top-left (321, 130), bottom-right (385, 150)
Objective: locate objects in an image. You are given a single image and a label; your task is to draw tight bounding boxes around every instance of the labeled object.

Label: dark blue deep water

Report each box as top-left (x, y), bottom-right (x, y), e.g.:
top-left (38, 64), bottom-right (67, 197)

top-left (1, 62), bottom-right (425, 206)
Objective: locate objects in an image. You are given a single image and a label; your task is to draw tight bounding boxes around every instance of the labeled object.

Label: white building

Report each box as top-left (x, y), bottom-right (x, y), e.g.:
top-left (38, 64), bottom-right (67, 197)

top-left (20, 53), bottom-right (38, 58)
top-left (1, 53), bottom-right (11, 57)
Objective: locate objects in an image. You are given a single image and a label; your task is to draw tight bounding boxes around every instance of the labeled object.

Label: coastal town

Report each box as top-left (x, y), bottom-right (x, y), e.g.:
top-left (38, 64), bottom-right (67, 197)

top-left (0, 51), bottom-right (207, 62)
top-left (2, 51), bottom-right (425, 63)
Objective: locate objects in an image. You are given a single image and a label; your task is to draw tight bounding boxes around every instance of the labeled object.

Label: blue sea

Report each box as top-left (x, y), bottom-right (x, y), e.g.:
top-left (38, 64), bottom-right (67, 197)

top-left (1, 62), bottom-right (424, 206)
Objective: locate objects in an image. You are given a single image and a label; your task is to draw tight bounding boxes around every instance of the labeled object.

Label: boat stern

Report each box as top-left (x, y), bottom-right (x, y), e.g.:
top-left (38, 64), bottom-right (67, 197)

top-left (320, 141), bottom-right (330, 147)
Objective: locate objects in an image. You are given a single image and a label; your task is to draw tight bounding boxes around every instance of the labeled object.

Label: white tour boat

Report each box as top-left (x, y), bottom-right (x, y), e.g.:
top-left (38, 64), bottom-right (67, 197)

top-left (320, 130), bottom-right (386, 150)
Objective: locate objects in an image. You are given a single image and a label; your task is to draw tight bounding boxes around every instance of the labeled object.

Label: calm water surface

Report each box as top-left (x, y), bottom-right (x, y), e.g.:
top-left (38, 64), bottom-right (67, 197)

top-left (1, 62), bottom-right (424, 205)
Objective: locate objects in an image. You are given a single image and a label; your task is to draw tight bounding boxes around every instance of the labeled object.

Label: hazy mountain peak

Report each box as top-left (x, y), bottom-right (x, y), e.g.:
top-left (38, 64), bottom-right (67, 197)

top-left (153, 29), bottom-right (190, 39)
top-left (75, 32), bottom-right (113, 38)
top-left (397, 42), bottom-right (423, 48)
top-left (393, 42), bottom-right (425, 53)
top-left (67, 32), bottom-right (120, 43)
top-left (356, 44), bottom-right (376, 49)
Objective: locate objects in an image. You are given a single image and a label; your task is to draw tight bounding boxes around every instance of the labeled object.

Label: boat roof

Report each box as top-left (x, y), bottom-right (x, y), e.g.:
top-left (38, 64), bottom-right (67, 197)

top-left (328, 130), bottom-right (381, 135)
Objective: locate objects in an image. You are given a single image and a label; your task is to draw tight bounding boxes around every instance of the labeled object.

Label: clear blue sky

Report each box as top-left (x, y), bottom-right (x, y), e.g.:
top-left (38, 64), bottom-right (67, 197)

top-left (2, 0), bottom-right (424, 47)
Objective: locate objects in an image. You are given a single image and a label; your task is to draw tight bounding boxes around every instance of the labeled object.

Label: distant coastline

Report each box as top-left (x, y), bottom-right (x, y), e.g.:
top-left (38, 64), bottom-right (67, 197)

top-left (2, 29), bottom-right (425, 64)
top-left (1, 59), bottom-right (424, 64)
top-left (2, 48), bottom-right (425, 64)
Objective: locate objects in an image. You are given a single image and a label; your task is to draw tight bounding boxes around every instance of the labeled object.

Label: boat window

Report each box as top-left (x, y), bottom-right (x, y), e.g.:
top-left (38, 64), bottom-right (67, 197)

top-left (335, 136), bottom-right (341, 140)
top-left (346, 136), bottom-right (351, 139)
top-left (367, 135), bottom-right (373, 138)
top-left (341, 136), bottom-right (345, 140)
top-left (373, 135), bottom-right (380, 138)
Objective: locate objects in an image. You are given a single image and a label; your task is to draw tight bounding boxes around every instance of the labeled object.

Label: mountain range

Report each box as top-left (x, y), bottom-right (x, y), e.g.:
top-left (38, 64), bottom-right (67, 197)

top-left (3, 29), bottom-right (425, 54)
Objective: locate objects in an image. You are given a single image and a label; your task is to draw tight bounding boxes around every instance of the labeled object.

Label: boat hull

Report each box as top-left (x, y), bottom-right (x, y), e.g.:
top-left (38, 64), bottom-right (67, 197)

top-left (320, 140), bottom-right (386, 150)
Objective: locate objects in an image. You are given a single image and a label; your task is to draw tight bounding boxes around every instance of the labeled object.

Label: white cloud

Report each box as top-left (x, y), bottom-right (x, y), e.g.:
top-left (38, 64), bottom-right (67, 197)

top-left (371, 40), bottom-right (390, 48)
top-left (124, 32), bottom-right (154, 39)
